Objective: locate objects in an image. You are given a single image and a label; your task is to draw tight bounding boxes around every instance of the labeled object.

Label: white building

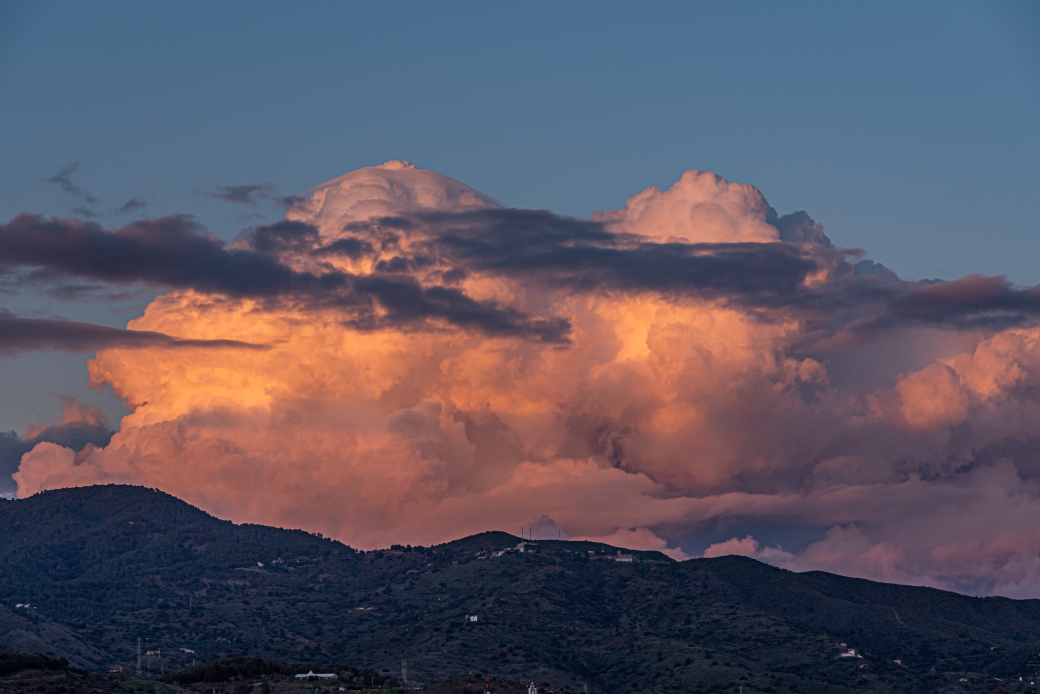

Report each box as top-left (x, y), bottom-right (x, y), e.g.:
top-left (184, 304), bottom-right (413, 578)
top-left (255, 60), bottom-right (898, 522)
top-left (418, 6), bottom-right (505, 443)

top-left (614, 550), bottom-right (633, 562)
top-left (295, 671), bottom-right (336, 679)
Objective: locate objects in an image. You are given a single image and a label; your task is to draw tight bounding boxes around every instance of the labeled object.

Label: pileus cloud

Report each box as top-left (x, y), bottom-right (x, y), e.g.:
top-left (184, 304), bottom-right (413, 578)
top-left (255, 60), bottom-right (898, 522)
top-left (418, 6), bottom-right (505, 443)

top-left (9, 160), bottom-right (1040, 596)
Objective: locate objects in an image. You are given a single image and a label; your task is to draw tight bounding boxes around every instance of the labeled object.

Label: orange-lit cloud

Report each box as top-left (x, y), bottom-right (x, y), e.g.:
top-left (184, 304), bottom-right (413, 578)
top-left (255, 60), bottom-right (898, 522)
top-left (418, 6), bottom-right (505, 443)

top-left (11, 161), bottom-right (1040, 596)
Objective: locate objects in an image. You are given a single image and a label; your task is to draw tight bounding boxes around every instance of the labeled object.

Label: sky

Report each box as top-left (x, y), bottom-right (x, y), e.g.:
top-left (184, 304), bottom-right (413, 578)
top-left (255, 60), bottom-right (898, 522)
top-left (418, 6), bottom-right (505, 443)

top-left (2, 1), bottom-right (1040, 596)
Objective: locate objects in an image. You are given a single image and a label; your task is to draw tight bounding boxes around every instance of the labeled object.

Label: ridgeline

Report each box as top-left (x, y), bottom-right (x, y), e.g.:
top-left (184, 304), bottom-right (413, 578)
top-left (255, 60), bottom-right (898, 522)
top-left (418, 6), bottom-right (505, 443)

top-left (2, 485), bottom-right (1040, 693)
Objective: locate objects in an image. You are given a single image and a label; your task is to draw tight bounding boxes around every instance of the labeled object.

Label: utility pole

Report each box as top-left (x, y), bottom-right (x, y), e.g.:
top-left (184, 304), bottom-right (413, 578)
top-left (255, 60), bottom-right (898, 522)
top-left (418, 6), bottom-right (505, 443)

top-left (136, 638), bottom-right (141, 676)
top-left (401, 659), bottom-right (407, 686)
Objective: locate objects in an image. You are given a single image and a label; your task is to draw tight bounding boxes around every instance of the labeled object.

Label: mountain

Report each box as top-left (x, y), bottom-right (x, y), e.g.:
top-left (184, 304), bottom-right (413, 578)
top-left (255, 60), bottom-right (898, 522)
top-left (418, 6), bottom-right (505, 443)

top-left (2, 485), bottom-right (1040, 693)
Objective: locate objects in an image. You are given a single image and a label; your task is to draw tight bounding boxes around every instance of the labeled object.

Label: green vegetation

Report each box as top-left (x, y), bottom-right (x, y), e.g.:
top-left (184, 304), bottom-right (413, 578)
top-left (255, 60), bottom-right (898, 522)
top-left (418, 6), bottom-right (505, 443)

top-left (3, 485), bottom-right (1040, 693)
top-left (165, 656), bottom-right (396, 688)
top-left (0, 652), bottom-right (73, 677)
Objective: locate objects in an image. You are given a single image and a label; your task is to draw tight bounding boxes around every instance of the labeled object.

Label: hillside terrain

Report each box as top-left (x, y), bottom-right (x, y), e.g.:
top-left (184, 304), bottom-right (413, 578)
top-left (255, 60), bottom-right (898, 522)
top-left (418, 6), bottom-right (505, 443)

top-left (3, 485), bottom-right (1040, 693)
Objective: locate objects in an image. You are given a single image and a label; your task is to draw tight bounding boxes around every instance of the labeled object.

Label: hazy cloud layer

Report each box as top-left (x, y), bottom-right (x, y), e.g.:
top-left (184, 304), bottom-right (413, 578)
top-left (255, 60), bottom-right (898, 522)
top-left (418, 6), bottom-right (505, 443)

top-left (0, 308), bottom-right (266, 355)
top-left (12, 161), bottom-right (1040, 596)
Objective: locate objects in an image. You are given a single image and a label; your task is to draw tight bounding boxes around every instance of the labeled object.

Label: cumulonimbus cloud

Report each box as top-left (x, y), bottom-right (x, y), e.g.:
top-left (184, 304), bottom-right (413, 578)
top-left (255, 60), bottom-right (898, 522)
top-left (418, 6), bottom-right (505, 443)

top-left (10, 160), bottom-right (1040, 596)
top-left (0, 396), bottom-right (113, 497)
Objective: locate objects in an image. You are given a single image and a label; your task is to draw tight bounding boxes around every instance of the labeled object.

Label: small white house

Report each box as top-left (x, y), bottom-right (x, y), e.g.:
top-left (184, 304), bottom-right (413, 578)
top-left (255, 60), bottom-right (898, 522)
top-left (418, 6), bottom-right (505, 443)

top-left (840, 649), bottom-right (860, 658)
top-left (465, 614), bottom-right (480, 622)
top-left (295, 671), bottom-right (336, 680)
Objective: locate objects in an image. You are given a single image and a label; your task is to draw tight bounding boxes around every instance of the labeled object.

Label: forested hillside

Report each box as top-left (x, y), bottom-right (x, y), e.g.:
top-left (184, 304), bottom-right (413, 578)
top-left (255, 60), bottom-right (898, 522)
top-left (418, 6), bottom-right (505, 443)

top-left (3, 485), bottom-right (1040, 693)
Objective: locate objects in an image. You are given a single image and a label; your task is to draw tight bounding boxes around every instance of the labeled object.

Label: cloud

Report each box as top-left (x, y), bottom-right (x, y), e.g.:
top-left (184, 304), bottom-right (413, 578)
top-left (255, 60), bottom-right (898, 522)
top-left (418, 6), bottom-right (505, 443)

top-left (576, 527), bottom-right (689, 560)
top-left (0, 396), bottom-right (113, 496)
top-left (692, 471), bottom-right (1040, 596)
top-left (771, 210), bottom-right (833, 248)
top-left (117, 198), bottom-right (146, 213)
top-left (15, 161), bottom-right (1040, 596)
top-left (594, 169), bottom-right (778, 243)
top-left (202, 183), bottom-right (274, 206)
top-left (0, 214), bottom-right (569, 342)
top-left (7, 204), bottom-right (1040, 350)
top-left (0, 213), bottom-right (312, 297)
top-left (45, 162), bottom-right (98, 205)
top-left (702, 535), bottom-right (760, 558)
top-left (0, 308), bottom-right (266, 355)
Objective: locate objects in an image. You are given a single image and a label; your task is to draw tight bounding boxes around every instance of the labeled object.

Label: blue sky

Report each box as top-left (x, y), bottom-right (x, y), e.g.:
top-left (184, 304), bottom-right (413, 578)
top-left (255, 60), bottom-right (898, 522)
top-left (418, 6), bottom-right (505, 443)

top-left (1, 0), bottom-right (1038, 432)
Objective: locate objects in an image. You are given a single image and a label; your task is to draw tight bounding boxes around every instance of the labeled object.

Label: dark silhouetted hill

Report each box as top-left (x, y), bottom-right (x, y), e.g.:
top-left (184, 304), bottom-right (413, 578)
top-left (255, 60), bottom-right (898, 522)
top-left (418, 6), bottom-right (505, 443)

top-left (3, 485), bottom-right (1040, 693)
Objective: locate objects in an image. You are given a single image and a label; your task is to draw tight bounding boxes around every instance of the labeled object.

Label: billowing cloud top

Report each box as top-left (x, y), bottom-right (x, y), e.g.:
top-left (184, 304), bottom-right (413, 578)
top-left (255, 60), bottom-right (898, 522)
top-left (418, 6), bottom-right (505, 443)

top-left (597, 169), bottom-right (779, 243)
top-left (9, 162), bottom-right (1040, 596)
top-left (287, 160), bottom-right (502, 231)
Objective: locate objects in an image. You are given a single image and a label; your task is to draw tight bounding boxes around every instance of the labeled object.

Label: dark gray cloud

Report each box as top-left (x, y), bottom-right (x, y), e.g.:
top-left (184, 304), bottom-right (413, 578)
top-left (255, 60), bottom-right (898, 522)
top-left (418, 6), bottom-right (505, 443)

top-left (371, 209), bottom-right (1040, 344)
top-left (0, 213), bottom-right (322, 298)
top-left (45, 162), bottom-right (99, 205)
top-left (6, 206), bottom-right (1040, 353)
top-left (245, 220), bottom-right (321, 255)
top-left (769, 209), bottom-right (833, 248)
top-left (349, 276), bottom-right (570, 342)
top-left (404, 209), bottom-right (819, 299)
top-left (312, 237), bottom-right (374, 259)
top-left (0, 215), bottom-right (568, 343)
top-left (0, 308), bottom-right (266, 355)
top-left (117, 198), bottom-right (146, 213)
top-left (203, 183), bottom-right (274, 206)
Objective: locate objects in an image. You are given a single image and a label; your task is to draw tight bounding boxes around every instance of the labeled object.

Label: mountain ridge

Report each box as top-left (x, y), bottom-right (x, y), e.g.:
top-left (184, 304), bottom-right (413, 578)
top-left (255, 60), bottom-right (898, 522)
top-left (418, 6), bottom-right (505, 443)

top-left (3, 485), bottom-right (1040, 693)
